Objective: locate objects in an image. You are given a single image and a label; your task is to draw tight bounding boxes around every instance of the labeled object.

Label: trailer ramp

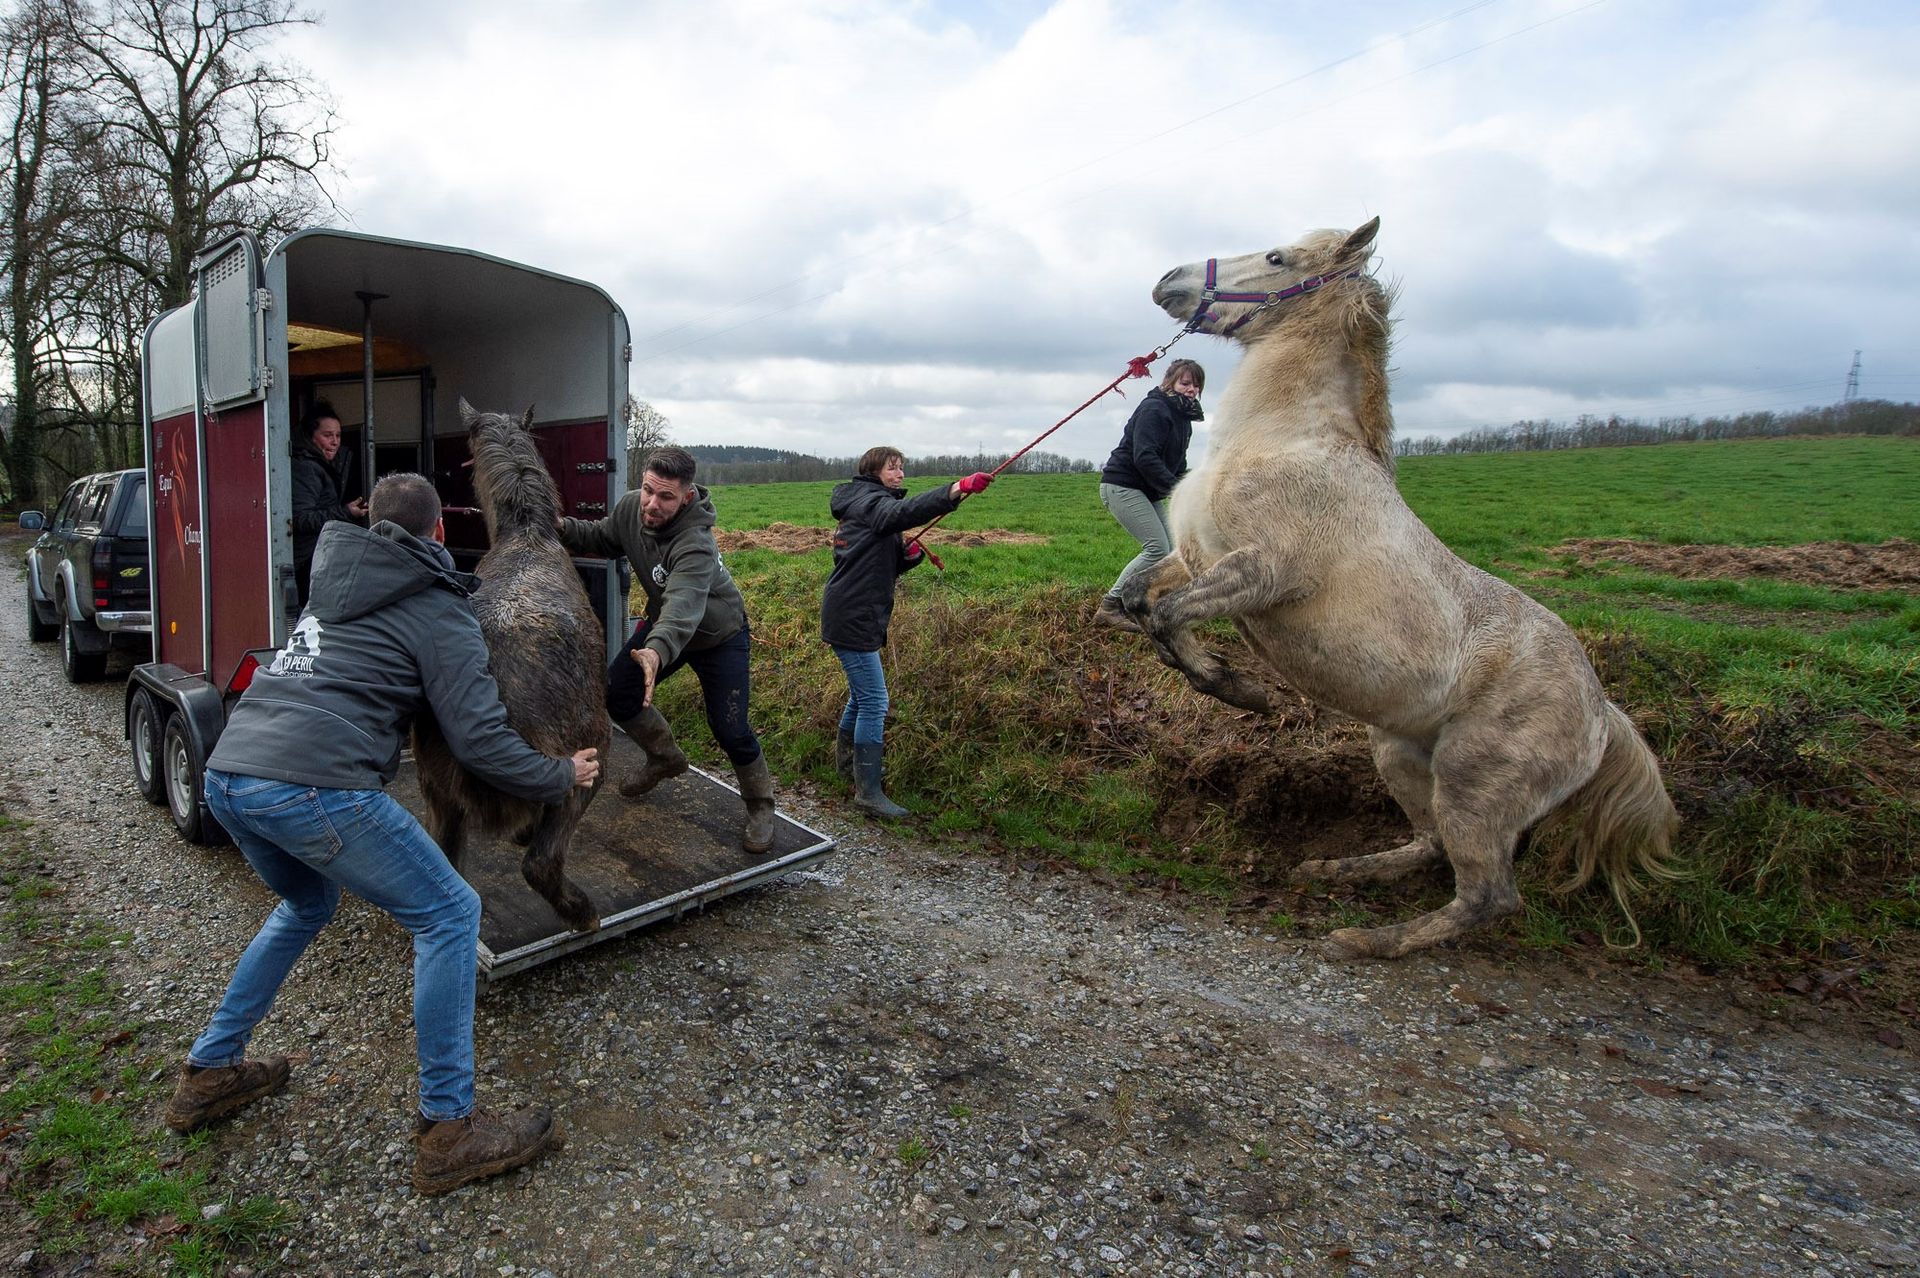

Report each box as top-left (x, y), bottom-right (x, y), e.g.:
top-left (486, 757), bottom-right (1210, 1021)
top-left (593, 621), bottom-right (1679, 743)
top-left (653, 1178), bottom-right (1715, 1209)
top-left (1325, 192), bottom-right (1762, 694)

top-left (387, 737), bottom-right (835, 983)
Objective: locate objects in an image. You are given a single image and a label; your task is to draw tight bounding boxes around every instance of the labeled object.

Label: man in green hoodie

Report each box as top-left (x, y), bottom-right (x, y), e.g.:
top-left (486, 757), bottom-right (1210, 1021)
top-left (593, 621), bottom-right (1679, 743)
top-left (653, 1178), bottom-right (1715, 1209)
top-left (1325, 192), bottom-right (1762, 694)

top-left (558, 446), bottom-right (775, 853)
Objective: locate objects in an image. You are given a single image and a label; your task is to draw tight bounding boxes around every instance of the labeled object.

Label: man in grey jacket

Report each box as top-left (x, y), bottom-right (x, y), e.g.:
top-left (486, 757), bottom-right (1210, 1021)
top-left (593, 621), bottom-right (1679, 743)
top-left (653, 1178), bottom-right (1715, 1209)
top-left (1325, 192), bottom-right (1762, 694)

top-left (163, 473), bottom-right (600, 1197)
top-left (558, 446), bottom-right (775, 853)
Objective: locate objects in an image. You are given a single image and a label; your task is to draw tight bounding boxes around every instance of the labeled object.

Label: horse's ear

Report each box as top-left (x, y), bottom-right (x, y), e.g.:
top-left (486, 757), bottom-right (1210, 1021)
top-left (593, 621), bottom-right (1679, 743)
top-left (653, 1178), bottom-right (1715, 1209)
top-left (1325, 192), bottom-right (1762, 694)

top-left (520, 405), bottom-right (536, 431)
top-left (457, 397), bottom-right (476, 425)
top-left (1340, 216), bottom-right (1380, 260)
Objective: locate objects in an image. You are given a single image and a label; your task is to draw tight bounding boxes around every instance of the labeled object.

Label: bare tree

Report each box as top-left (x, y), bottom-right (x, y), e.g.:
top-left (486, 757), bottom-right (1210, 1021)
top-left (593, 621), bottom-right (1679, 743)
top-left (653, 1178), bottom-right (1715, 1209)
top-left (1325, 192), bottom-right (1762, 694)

top-left (623, 394), bottom-right (671, 489)
top-left (0, 0), bottom-right (89, 504)
top-left (66, 0), bottom-right (337, 311)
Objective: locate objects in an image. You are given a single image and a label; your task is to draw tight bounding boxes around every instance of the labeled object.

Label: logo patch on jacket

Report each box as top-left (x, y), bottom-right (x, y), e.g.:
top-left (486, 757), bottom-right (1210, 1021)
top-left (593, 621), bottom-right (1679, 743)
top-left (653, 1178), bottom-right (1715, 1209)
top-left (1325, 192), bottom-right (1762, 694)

top-left (652, 564), bottom-right (668, 587)
top-left (268, 614), bottom-right (324, 676)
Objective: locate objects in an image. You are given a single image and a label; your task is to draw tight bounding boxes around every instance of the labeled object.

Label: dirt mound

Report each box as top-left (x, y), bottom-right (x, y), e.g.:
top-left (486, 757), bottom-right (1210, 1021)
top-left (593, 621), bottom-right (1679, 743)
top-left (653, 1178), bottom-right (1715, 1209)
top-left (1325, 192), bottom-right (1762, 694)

top-left (716, 522), bottom-right (1049, 554)
top-left (1554, 537), bottom-right (1920, 592)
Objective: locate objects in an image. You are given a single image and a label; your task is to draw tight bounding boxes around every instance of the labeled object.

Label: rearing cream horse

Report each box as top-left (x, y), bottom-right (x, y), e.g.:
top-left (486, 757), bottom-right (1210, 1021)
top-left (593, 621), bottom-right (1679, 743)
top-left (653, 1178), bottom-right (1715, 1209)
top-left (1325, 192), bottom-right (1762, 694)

top-left (1122, 217), bottom-right (1679, 958)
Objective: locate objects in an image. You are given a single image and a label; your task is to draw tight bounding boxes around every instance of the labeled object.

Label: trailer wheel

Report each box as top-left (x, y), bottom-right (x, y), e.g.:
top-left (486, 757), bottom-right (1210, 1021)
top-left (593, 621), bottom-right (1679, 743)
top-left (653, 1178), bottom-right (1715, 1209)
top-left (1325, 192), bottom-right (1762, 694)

top-left (129, 689), bottom-right (166, 805)
top-left (162, 712), bottom-right (225, 845)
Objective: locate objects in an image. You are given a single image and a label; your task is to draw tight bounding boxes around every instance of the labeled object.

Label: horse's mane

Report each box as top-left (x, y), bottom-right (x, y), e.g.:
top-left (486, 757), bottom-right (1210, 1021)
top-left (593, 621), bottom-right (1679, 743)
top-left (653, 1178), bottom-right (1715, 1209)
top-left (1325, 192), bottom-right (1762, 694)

top-left (469, 412), bottom-right (561, 538)
top-left (1240, 267), bottom-right (1398, 469)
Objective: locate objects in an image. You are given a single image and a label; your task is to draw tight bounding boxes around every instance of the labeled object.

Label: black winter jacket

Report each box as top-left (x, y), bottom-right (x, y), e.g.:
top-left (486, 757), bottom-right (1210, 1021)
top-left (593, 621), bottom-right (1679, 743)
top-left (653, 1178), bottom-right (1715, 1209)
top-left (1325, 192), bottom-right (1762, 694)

top-left (290, 440), bottom-right (356, 576)
top-left (820, 474), bottom-right (962, 652)
top-left (208, 520), bottom-right (574, 803)
top-left (1099, 387), bottom-right (1201, 502)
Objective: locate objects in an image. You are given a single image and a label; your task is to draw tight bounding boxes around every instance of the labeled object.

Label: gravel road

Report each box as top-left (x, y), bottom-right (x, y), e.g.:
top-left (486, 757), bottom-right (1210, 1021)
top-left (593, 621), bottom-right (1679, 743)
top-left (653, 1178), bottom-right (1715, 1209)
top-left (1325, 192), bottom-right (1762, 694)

top-left (3, 545), bottom-right (1917, 1277)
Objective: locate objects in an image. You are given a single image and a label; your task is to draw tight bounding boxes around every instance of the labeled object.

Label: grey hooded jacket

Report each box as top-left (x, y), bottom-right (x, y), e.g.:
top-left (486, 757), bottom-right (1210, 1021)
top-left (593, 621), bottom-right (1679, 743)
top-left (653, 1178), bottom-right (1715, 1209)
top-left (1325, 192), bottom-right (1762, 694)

top-left (207, 520), bottom-right (574, 802)
top-left (558, 484), bottom-right (747, 667)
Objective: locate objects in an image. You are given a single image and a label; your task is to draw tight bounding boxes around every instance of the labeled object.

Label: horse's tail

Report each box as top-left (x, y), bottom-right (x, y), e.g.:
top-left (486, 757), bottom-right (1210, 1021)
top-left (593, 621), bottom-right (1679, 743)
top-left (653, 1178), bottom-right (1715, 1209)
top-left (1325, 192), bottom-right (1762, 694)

top-left (1552, 701), bottom-right (1682, 947)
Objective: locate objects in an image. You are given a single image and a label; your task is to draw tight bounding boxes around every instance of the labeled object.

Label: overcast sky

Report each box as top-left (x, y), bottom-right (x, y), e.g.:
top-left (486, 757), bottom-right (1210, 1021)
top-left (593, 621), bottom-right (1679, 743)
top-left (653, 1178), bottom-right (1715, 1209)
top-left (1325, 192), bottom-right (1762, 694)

top-left (283, 0), bottom-right (1920, 464)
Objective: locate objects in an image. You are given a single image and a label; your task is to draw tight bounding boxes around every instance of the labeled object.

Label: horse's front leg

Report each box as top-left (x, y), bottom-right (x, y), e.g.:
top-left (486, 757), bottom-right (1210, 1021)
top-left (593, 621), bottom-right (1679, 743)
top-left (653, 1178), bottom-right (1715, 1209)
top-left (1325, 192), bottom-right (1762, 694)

top-left (1120, 549), bottom-right (1298, 713)
top-left (520, 802), bottom-right (601, 934)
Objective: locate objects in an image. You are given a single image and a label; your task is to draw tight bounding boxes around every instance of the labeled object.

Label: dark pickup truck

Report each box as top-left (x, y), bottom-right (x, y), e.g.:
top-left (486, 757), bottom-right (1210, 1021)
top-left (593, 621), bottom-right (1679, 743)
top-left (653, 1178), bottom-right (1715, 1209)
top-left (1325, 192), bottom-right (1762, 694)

top-left (20, 467), bottom-right (152, 681)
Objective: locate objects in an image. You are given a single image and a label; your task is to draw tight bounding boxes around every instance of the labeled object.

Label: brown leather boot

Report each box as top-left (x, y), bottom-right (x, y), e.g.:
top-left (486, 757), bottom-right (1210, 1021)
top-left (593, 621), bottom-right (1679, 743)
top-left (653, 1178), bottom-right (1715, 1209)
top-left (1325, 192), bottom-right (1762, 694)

top-left (614, 707), bottom-right (689, 798)
top-left (163, 1057), bottom-right (292, 1133)
top-left (412, 1104), bottom-right (560, 1195)
top-left (1094, 595), bottom-right (1144, 634)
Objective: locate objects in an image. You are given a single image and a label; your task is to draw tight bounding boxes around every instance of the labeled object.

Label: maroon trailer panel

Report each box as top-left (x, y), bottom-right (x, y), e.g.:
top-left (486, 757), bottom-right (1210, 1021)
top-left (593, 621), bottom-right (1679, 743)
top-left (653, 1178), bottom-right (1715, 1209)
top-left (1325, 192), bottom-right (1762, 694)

top-left (432, 417), bottom-right (614, 558)
top-left (150, 409), bottom-right (205, 674)
top-left (204, 402), bottom-right (273, 683)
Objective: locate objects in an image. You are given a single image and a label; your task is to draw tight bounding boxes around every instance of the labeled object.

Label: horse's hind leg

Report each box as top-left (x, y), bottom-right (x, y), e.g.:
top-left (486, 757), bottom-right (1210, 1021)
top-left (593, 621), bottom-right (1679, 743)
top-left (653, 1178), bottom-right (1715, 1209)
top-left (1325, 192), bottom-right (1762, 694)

top-left (1325, 715), bottom-right (1578, 958)
top-left (422, 786), bottom-right (469, 875)
top-left (521, 805), bottom-right (600, 934)
top-left (1296, 732), bottom-right (1444, 885)
top-left (1121, 553), bottom-right (1275, 713)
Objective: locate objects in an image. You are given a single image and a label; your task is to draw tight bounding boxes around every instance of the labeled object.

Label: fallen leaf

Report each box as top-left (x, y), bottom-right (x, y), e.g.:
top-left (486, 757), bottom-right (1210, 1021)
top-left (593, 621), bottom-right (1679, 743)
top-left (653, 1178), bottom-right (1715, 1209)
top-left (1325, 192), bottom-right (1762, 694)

top-left (1876, 1029), bottom-right (1904, 1049)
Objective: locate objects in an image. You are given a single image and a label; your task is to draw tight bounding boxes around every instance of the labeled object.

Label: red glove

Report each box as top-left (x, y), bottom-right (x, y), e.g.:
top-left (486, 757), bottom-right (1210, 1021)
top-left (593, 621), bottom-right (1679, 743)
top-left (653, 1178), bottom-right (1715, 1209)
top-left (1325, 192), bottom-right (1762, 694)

top-left (906, 538), bottom-right (944, 570)
top-left (957, 471), bottom-right (993, 495)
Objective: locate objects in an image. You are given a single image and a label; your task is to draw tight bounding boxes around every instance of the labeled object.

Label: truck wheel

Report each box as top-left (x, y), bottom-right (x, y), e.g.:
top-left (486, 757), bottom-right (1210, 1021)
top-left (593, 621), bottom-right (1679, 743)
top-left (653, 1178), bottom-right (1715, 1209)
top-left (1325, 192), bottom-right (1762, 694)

top-left (162, 712), bottom-right (225, 845)
top-left (25, 582), bottom-right (57, 642)
top-left (129, 689), bottom-right (167, 805)
top-left (61, 616), bottom-right (108, 683)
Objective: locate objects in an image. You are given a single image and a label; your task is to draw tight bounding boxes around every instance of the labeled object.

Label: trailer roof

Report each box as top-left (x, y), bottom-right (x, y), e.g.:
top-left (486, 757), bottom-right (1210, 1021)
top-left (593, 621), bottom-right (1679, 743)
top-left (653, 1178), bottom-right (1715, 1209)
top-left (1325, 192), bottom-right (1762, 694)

top-left (270, 228), bottom-right (625, 342)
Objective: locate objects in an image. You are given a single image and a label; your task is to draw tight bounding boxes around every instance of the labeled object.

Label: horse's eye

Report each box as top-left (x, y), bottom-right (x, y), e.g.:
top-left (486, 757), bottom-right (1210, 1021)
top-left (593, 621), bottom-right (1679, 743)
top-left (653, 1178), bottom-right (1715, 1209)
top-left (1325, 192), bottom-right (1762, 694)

top-left (1267, 251), bottom-right (1285, 266)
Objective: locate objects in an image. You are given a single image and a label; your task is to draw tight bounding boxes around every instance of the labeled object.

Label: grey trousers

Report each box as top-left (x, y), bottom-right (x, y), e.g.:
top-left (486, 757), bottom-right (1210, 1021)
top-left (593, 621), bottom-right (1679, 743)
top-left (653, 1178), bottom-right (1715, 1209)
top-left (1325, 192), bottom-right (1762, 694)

top-left (1099, 482), bottom-right (1173, 601)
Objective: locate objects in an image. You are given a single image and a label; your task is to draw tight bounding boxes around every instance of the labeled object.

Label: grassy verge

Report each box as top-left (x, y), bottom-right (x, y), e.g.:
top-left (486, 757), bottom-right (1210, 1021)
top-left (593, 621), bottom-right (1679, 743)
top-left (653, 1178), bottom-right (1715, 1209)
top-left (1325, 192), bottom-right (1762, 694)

top-left (668, 437), bottom-right (1919, 981)
top-left (0, 812), bottom-right (288, 1275)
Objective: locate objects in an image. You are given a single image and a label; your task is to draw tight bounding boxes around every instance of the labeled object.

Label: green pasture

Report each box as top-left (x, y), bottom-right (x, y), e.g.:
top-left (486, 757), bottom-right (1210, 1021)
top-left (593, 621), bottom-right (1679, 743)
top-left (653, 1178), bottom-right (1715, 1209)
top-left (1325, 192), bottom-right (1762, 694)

top-left (670, 436), bottom-right (1918, 971)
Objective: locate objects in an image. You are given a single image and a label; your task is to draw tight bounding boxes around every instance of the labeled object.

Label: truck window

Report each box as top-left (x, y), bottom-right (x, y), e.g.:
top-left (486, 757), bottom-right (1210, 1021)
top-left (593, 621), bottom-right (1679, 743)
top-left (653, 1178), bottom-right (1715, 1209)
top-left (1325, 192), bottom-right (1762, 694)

top-left (51, 481), bottom-right (84, 532)
top-left (120, 477), bottom-right (148, 537)
top-left (79, 478), bottom-right (112, 527)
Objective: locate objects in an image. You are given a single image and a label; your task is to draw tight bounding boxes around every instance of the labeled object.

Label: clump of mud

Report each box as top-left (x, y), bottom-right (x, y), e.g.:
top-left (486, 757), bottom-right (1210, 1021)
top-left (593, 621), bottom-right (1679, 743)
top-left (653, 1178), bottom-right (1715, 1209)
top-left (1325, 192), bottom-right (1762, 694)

top-left (716, 522), bottom-right (1049, 555)
top-left (1554, 537), bottom-right (1920, 592)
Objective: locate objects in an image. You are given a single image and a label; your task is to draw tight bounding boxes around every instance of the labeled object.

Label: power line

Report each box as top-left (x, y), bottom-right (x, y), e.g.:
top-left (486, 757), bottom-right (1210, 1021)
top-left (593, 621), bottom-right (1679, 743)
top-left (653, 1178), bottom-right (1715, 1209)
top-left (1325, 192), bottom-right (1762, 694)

top-left (633, 0), bottom-right (1585, 364)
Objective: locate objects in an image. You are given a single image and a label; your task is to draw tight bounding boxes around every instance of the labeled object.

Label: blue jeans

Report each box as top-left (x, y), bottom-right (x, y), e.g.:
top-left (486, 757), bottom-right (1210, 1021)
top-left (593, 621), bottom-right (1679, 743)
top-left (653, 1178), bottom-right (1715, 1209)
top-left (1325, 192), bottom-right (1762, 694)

top-left (834, 647), bottom-right (889, 747)
top-left (196, 769), bottom-right (482, 1122)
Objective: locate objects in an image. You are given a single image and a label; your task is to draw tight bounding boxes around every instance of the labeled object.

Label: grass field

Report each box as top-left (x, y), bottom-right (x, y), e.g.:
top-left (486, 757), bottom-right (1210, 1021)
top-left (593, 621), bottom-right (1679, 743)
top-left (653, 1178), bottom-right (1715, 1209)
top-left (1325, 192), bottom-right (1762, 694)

top-left (660, 436), bottom-right (1918, 974)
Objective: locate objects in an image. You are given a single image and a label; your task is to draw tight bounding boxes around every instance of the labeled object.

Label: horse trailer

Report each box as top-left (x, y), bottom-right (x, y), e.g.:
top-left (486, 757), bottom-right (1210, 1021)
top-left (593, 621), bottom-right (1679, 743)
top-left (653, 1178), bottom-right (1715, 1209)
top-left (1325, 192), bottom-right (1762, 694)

top-left (129, 228), bottom-right (833, 981)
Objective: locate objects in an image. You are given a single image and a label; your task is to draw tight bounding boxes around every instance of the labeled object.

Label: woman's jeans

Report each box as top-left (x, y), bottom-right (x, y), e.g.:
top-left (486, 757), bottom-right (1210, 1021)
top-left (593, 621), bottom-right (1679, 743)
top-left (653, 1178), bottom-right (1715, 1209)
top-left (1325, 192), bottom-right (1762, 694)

top-left (196, 768), bottom-right (482, 1122)
top-left (1099, 482), bottom-right (1173, 600)
top-left (834, 647), bottom-right (889, 747)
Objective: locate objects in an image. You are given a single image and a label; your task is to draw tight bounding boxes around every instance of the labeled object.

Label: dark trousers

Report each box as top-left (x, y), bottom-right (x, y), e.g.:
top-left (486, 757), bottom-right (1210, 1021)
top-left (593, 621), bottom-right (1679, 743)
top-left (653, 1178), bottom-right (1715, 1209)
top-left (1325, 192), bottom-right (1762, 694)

top-left (608, 621), bottom-right (762, 766)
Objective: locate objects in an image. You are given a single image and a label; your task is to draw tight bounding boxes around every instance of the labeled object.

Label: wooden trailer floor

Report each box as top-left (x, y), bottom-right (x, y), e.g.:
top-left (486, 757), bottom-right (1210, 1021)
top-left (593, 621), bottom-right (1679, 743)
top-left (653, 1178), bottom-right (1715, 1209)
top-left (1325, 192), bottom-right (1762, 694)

top-left (387, 734), bottom-right (835, 982)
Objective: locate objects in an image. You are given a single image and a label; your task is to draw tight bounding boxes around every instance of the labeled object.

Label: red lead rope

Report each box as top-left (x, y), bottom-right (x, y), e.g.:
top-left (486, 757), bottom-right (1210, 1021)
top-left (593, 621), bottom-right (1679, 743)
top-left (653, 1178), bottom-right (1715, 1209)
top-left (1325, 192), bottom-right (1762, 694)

top-left (906, 331), bottom-right (1190, 567)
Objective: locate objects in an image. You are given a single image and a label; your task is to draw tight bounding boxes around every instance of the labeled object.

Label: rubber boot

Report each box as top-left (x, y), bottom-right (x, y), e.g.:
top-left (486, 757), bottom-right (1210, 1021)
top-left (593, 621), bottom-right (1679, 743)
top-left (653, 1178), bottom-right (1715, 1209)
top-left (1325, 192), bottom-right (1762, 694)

top-left (412, 1104), bottom-right (561, 1195)
top-left (852, 742), bottom-right (910, 819)
top-left (735, 753), bottom-right (777, 854)
top-left (614, 706), bottom-right (689, 798)
top-left (834, 727), bottom-right (855, 782)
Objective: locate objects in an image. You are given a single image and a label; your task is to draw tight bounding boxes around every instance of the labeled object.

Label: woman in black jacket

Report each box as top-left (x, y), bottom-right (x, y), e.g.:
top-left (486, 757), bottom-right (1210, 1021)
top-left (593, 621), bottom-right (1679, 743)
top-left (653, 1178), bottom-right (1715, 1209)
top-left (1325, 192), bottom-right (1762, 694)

top-left (1094, 359), bottom-right (1204, 631)
top-left (290, 401), bottom-right (367, 605)
top-left (821, 447), bottom-right (992, 817)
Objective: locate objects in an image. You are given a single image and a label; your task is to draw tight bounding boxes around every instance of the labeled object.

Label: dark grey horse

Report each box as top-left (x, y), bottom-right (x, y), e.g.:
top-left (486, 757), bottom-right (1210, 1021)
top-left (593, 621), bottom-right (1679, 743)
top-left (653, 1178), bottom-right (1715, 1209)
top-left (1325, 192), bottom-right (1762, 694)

top-left (413, 401), bottom-right (611, 932)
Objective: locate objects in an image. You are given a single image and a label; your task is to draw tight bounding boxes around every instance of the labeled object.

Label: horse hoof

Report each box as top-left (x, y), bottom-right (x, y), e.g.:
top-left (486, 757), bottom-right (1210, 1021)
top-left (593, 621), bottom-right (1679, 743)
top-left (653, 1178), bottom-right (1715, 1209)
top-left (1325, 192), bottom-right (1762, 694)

top-left (1324, 927), bottom-right (1386, 960)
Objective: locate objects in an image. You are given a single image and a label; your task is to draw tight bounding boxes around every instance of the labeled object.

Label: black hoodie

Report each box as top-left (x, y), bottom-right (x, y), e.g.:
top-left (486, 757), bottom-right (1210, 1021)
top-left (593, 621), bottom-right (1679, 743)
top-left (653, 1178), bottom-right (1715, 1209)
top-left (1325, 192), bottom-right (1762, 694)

top-left (820, 474), bottom-right (962, 651)
top-left (1099, 387), bottom-right (1200, 501)
top-left (208, 520), bottom-right (573, 802)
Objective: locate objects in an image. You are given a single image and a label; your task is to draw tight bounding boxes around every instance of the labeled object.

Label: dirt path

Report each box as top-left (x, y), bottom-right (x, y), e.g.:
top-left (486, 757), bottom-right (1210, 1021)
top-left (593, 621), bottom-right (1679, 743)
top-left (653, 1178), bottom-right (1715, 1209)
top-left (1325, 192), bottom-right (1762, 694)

top-left (2, 547), bottom-right (1916, 1276)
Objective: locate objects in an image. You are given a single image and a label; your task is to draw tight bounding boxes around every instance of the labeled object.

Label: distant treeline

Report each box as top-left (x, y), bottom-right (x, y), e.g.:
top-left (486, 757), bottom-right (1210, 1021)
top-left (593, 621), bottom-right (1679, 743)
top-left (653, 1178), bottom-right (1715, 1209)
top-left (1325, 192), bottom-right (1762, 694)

top-left (688, 447), bottom-right (1094, 486)
top-left (1394, 399), bottom-right (1919, 456)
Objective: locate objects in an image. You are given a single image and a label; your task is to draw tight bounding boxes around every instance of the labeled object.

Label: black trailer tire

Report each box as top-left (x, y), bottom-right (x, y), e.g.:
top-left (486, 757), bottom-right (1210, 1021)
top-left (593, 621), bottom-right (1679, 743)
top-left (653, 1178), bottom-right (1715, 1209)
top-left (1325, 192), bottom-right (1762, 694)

top-left (61, 615), bottom-right (108, 682)
top-left (162, 712), bottom-right (224, 845)
top-left (129, 689), bottom-right (166, 805)
top-left (25, 582), bottom-right (57, 642)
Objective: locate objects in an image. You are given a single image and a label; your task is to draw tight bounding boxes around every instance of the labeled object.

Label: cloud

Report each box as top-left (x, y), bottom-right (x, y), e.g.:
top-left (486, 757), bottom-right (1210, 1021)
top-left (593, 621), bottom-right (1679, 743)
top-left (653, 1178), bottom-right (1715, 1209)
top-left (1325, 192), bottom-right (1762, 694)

top-left (280, 0), bottom-right (1920, 459)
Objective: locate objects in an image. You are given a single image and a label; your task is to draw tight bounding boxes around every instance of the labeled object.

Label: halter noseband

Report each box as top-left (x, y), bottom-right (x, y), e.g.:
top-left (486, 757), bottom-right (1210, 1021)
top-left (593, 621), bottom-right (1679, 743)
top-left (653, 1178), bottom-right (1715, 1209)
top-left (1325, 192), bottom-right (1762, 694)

top-left (1187, 258), bottom-right (1365, 334)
